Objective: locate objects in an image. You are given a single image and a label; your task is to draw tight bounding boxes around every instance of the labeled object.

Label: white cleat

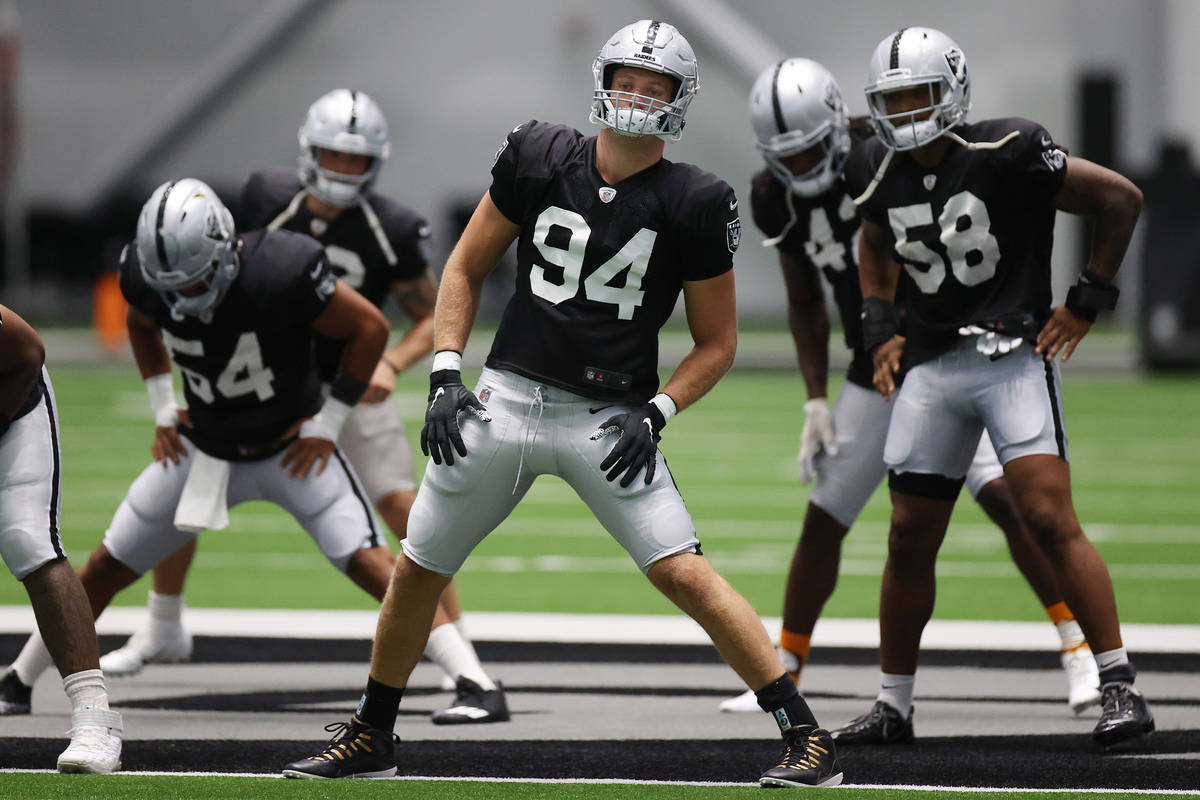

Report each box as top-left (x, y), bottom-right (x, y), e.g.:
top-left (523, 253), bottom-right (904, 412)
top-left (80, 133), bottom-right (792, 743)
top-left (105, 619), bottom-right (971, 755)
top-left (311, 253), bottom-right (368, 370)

top-left (57, 708), bottom-right (123, 774)
top-left (99, 625), bottom-right (193, 677)
top-left (1063, 645), bottom-right (1102, 714)
top-left (718, 688), bottom-right (761, 713)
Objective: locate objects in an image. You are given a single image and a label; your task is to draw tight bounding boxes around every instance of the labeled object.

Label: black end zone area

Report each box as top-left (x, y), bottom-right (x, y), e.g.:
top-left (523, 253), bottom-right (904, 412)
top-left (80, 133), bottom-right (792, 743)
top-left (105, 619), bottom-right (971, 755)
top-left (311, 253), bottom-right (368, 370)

top-left (2, 731), bottom-right (1198, 790)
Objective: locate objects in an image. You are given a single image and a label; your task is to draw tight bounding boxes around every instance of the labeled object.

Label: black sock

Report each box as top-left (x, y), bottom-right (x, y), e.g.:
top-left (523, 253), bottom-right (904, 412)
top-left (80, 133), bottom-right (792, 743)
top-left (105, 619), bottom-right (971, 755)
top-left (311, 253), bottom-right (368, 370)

top-left (1099, 662), bottom-right (1137, 686)
top-left (355, 676), bottom-right (405, 732)
top-left (754, 673), bottom-right (818, 733)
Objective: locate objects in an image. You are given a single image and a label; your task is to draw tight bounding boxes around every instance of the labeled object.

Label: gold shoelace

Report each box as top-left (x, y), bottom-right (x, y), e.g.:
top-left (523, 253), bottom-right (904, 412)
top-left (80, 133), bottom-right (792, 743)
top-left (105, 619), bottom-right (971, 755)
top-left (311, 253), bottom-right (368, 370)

top-left (777, 732), bottom-right (829, 771)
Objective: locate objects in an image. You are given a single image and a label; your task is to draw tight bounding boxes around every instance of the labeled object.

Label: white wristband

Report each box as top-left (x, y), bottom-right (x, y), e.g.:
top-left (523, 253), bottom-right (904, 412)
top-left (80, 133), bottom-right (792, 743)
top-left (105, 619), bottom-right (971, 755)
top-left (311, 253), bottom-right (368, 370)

top-left (650, 393), bottom-right (678, 423)
top-left (432, 350), bottom-right (463, 373)
top-left (300, 397), bottom-right (353, 442)
top-left (145, 373), bottom-right (179, 428)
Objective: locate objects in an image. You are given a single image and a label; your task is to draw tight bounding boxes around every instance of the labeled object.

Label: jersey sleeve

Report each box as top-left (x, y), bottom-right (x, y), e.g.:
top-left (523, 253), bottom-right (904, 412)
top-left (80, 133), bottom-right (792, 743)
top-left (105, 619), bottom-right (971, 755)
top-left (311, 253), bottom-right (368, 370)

top-left (999, 118), bottom-right (1069, 205)
top-left (488, 120), bottom-right (540, 223)
top-left (272, 233), bottom-right (339, 323)
top-left (679, 178), bottom-right (740, 281)
top-left (749, 170), bottom-right (809, 255)
top-left (238, 170), bottom-right (276, 231)
top-left (370, 197), bottom-right (431, 281)
top-left (116, 241), bottom-right (161, 318)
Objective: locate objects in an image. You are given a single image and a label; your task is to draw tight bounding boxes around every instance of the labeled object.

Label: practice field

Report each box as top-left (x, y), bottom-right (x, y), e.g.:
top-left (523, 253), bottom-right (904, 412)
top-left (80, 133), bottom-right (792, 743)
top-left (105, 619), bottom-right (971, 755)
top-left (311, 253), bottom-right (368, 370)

top-left (1, 363), bottom-right (1197, 622)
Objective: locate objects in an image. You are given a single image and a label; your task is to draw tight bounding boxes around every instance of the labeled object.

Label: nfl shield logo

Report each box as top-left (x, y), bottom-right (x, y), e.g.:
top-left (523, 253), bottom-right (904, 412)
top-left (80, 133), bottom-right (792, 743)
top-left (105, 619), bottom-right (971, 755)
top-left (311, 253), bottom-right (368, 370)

top-left (598, 187), bottom-right (617, 203)
top-left (478, 387), bottom-right (491, 403)
top-left (726, 218), bottom-right (741, 254)
top-left (923, 174), bottom-right (937, 191)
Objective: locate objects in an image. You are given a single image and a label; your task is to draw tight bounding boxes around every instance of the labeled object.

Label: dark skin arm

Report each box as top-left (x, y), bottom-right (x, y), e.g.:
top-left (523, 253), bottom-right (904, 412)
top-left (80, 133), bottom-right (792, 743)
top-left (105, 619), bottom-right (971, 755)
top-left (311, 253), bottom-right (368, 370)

top-left (281, 280), bottom-right (389, 478)
top-left (126, 305), bottom-right (191, 465)
top-left (858, 216), bottom-right (905, 399)
top-left (1035, 156), bottom-right (1143, 362)
top-left (0, 304), bottom-right (46, 422)
top-left (778, 251), bottom-right (830, 400)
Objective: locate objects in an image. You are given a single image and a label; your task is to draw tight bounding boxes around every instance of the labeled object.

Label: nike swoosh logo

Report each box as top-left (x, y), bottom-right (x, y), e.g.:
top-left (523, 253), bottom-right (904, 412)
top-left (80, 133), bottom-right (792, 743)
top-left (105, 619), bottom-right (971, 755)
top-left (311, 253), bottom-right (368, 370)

top-left (729, 198), bottom-right (738, 210)
top-left (429, 386), bottom-right (445, 410)
top-left (588, 405), bottom-right (614, 414)
top-left (643, 418), bottom-right (654, 434)
top-left (309, 262), bottom-right (324, 280)
top-left (1041, 135), bottom-right (1052, 147)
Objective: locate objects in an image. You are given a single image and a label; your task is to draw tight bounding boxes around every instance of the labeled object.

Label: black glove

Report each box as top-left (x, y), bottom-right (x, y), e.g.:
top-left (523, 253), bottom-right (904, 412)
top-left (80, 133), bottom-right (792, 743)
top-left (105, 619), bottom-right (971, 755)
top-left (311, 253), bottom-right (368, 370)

top-left (590, 403), bottom-right (666, 488)
top-left (419, 369), bottom-right (491, 466)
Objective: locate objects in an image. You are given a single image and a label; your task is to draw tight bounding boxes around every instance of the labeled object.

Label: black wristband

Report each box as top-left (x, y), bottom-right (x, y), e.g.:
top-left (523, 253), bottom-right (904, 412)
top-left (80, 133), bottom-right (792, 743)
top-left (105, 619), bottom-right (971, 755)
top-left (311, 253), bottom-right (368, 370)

top-left (861, 296), bottom-right (901, 353)
top-left (329, 370), bottom-right (369, 405)
top-left (1065, 271), bottom-right (1119, 323)
top-left (0, 412), bottom-right (10, 439)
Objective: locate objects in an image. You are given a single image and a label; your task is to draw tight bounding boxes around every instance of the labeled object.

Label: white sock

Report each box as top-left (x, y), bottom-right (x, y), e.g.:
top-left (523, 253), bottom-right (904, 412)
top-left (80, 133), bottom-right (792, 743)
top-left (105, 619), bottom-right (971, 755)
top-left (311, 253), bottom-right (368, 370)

top-left (454, 618), bottom-right (482, 663)
top-left (424, 623), bottom-right (494, 690)
top-left (1056, 619), bottom-right (1086, 651)
top-left (147, 591), bottom-right (185, 637)
top-left (11, 632), bottom-right (54, 686)
top-left (1094, 647), bottom-right (1129, 673)
top-left (877, 672), bottom-right (915, 717)
top-left (63, 668), bottom-right (109, 711)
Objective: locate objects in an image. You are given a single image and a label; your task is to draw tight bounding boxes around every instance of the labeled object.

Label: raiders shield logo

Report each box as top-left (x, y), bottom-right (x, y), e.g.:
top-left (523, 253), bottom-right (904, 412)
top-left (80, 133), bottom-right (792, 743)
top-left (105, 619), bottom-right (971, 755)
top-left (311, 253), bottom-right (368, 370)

top-left (726, 218), bottom-right (741, 254)
top-left (598, 187), bottom-right (617, 203)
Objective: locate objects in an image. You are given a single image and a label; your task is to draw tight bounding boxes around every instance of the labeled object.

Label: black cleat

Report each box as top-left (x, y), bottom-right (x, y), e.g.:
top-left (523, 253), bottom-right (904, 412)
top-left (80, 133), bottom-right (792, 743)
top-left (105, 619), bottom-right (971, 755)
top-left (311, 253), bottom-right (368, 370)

top-left (0, 670), bottom-right (32, 715)
top-left (760, 725), bottom-right (844, 788)
top-left (281, 718), bottom-right (398, 779)
top-left (1093, 682), bottom-right (1154, 748)
top-left (830, 700), bottom-right (914, 745)
top-left (431, 677), bottom-right (510, 725)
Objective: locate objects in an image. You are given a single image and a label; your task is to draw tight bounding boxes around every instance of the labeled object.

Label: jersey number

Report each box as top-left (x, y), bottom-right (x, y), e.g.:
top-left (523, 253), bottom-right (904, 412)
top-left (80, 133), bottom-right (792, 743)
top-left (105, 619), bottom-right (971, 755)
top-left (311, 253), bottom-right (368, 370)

top-left (886, 190), bottom-right (1000, 293)
top-left (161, 331), bottom-right (276, 405)
top-left (805, 194), bottom-right (858, 273)
top-left (324, 245), bottom-right (366, 290)
top-left (530, 206), bottom-right (657, 320)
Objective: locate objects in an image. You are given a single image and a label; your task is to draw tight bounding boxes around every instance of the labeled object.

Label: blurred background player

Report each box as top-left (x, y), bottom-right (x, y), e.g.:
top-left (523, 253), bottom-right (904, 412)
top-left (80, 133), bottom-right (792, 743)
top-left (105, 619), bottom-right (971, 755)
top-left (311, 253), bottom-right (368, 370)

top-left (281, 20), bottom-right (842, 787)
top-left (0, 304), bottom-right (122, 773)
top-left (97, 91), bottom-right (504, 722)
top-left (719, 58), bottom-right (1099, 716)
top-left (838, 27), bottom-right (1152, 747)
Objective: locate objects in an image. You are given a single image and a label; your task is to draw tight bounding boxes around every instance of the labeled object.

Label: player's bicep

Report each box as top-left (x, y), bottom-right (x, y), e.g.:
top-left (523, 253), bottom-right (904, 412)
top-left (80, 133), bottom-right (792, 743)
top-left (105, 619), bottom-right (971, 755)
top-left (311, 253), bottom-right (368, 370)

top-left (0, 304), bottom-right (44, 373)
top-left (682, 270), bottom-right (737, 352)
top-left (1053, 156), bottom-right (1143, 216)
top-left (311, 280), bottom-right (385, 341)
top-left (448, 192), bottom-right (521, 283)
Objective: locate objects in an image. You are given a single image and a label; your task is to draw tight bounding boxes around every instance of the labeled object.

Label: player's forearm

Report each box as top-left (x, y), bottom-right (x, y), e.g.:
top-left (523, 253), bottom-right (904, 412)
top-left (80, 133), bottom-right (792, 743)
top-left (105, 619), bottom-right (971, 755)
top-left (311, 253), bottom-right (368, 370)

top-left (787, 299), bottom-right (830, 400)
top-left (432, 264), bottom-right (481, 356)
top-left (126, 311), bottom-right (172, 379)
top-left (660, 335), bottom-right (736, 414)
top-left (0, 321), bottom-right (43, 420)
top-left (383, 314), bottom-right (434, 374)
top-left (1083, 185), bottom-right (1142, 284)
top-left (857, 222), bottom-right (899, 302)
top-left (340, 305), bottom-right (390, 384)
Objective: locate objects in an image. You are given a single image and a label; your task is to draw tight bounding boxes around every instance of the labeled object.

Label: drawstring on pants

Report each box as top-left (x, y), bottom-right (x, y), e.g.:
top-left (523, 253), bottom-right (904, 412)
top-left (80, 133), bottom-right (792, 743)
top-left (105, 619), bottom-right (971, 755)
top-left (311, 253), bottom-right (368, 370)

top-left (513, 386), bottom-right (544, 494)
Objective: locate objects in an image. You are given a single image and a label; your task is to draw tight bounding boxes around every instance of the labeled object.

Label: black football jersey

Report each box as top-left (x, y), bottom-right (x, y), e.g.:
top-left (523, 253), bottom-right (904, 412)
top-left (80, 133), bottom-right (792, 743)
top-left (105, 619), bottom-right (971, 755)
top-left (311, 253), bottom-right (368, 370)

top-left (750, 167), bottom-right (871, 389)
top-left (486, 120), bottom-right (740, 402)
top-left (119, 229), bottom-right (337, 460)
top-left (844, 117), bottom-right (1068, 365)
top-left (239, 168), bottom-right (430, 380)
top-left (0, 307), bottom-right (45, 421)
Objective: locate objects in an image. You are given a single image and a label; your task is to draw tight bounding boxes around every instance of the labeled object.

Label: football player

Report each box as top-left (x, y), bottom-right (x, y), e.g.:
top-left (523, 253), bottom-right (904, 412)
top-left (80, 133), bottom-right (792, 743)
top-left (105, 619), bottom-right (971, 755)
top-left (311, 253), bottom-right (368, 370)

top-left (0, 305), bottom-right (122, 773)
top-left (834, 27), bottom-right (1152, 748)
top-left (1, 178), bottom-right (400, 715)
top-left (96, 90), bottom-right (505, 723)
top-left (720, 58), bottom-right (1099, 716)
top-left (281, 21), bottom-right (842, 787)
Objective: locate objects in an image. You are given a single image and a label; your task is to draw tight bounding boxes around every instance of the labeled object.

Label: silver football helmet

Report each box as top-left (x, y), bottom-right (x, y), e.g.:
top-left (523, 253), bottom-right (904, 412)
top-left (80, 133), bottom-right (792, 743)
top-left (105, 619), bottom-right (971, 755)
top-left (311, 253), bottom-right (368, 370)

top-left (297, 88), bottom-right (390, 208)
top-left (589, 20), bottom-right (699, 141)
top-left (135, 179), bottom-right (239, 321)
top-left (748, 58), bottom-right (851, 197)
top-left (864, 27), bottom-right (970, 151)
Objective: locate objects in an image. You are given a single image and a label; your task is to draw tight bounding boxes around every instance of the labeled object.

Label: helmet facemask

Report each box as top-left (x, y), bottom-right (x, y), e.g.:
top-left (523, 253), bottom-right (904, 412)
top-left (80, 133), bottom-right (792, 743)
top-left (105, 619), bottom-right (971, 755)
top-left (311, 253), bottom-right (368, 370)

top-left (759, 118), bottom-right (851, 198)
top-left (297, 89), bottom-right (390, 208)
top-left (592, 64), bottom-right (690, 139)
top-left (867, 77), bottom-right (961, 151)
top-left (298, 146), bottom-right (379, 208)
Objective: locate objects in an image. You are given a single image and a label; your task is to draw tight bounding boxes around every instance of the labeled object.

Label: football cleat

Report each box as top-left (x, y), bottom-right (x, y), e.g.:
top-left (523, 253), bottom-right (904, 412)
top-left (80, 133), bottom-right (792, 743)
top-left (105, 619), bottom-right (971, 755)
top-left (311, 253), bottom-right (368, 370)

top-left (830, 700), bottom-right (914, 745)
top-left (430, 677), bottom-right (510, 725)
top-left (760, 725), bottom-right (843, 788)
top-left (718, 688), bottom-right (760, 713)
top-left (56, 708), bottom-right (123, 774)
top-left (1062, 645), bottom-right (1101, 714)
top-left (99, 624), bottom-right (194, 677)
top-left (0, 669), bottom-right (32, 715)
top-left (282, 718), bottom-right (398, 779)
top-left (1092, 682), bottom-right (1154, 748)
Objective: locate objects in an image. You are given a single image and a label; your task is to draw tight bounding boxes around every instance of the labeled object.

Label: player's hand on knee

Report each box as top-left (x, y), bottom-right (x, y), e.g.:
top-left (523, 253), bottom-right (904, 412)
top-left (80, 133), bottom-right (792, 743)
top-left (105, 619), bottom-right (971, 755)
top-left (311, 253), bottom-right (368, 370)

top-left (798, 397), bottom-right (837, 484)
top-left (1035, 305), bottom-right (1091, 363)
top-left (871, 335), bottom-right (905, 400)
top-left (281, 429), bottom-right (336, 479)
top-left (361, 359), bottom-right (397, 404)
top-left (419, 369), bottom-right (491, 466)
top-left (151, 408), bottom-right (190, 466)
top-left (590, 403), bottom-right (666, 488)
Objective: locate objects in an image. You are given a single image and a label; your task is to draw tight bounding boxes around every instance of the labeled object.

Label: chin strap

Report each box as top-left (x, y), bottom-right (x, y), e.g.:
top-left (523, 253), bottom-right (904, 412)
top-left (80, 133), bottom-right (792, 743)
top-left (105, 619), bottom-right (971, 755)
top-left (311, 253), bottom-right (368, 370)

top-left (358, 197), bottom-right (399, 267)
top-left (851, 149), bottom-right (895, 206)
top-left (761, 185), bottom-right (799, 248)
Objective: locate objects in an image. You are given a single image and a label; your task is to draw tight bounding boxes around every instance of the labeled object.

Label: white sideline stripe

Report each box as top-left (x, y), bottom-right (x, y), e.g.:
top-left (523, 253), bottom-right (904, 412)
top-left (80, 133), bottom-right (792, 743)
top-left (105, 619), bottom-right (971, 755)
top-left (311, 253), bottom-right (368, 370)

top-left (2, 769), bottom-right (1199, 794)
top-left (1, 606), bottom-right (1199, 652)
